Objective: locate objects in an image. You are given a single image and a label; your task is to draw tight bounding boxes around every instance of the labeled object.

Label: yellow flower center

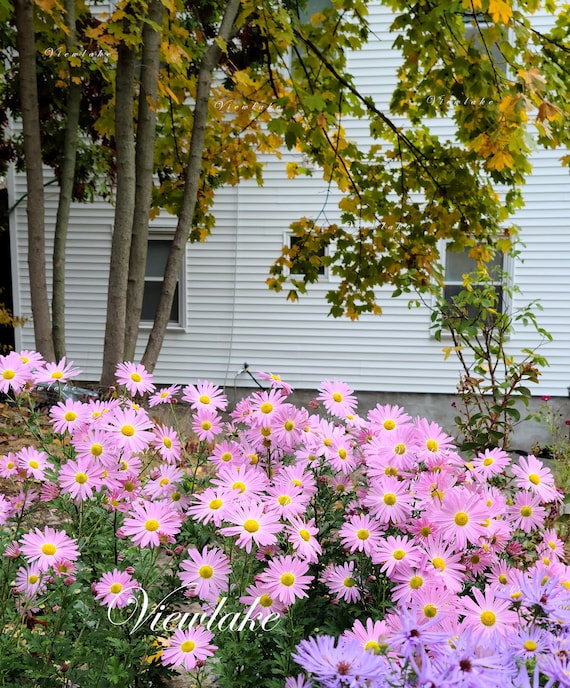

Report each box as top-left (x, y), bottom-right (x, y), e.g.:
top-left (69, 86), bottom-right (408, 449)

top-left (91, 444), bottom-right (103, 457)
top-left (323, 438), bottom-right (332, 447)
top-left (343, 577), bottom-right (356, 588)
top-left (498, 574), bottom-right (508, 584)
top-left (243, 519), bottom-right (259, 533)
top-left (121, 424), bottom-right (135, 437)
top-left (280, 573), bottom-right (295, 586)
top-left (520, 506), bottom-right (533, 517)
top-left (51, 371), bottom-right (63, 379)
top-left (393, 549), bottom-right (406, 560)
top-left (171, 492), bottom-right (181, 502)
top-left (471, 554), bottom-right (480, 565)
top-left (199, 395), bottom-right (211, 404)
top-left (221, 452), bottom-right (233, 462)
top-left (332, 392), bottom-right (343, 402)
top-left (356, 529), bottom-right (370, 541)
top-left (383, 419), bottom-right (396, 430)
top-left (6, 461), bottom-right (14, 469)
top-left (528, 473), bottom-right (541, 485)
top-left (338, 448), bottom-right (347, 460)
top-left (480, 611), bottom-right (496, 627)
top-left (124, 481), bottom-right (136, 492)
top-left (364, 640), bottom-right (381, 653)
top-left (299, 529), bottom-right (311, 542)
top-left (284, 420), bottom-right (295, 431)
top-left (28, 574), bottom-right (39, 585)
top-left (209, 499), bottom-right (223, 510)
top-left (409, 575), bottom-right (423, 589)
top-left (199, 565), bottom-right (214, 579)
top-left (130, 372), bottom-right (142, 383)
top-left (29, 460), bottom-right (39, 469)
top-left (110, 583), bottom-right (123, 594)
top-left (432, 557), bottom-right (446, 571)
top-left (201, 421), bottom-right (212, 431)
top-left (385, 466), bottom-right (398, 476)
top-left (145, 519), bottom-right (160, 532)
top-left (277, 495), bottom-right (291, 506)
top-left (163, 437), bottom-right (172, 448)
top-left (483, 457), bottom-right (494, 466)
top-left (232, 481), bottom-right (246, 493)
top-left (394, 443), bottom-right (406, 455)
top-left (454, 511), bottom-right (469, 526)
top-left (420, 526), bottom-right (432, 537)
top-left (549, 540), bottom-right (557, 550)
top-left (2, 369), bottom-right (15, 380)
top-left (75, 472), bottom-right (88, 484)
top-left (41, 543), bottom-right (57, 556)
top-left (383, 493), bottom-right (397, 506)
top-left (180, 640), bottom-right (196, 653)
top-left (259, 594), bottom-right (273, 607)
top-left (159, 477), bottom-right (170, 487)
top-left (523, 640), bottom-right (538, 652)
top-left (426, 439), bottom-right (439, 452)
top-left (260, 402), bottom-right (274, 414)
top-left (424, 604), bottom-right (437, 618)
top-left (64, 411), bottom-right (77, 422)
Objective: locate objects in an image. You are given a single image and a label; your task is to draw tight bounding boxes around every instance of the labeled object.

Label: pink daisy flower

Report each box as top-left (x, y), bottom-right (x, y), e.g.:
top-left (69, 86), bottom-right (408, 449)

top-left (422, 536), bottom-right (466, 593)
top-left (152, 424), bottom-right (182, 464)
top-left (367, 403), bottom-right (411, 434)
top-left (33, 356), bottom-right (81, 384)
top-left (372, 535), bottom-right (423, 577)
top-left (122, 500), bottom-right (182, 548)
top-left (178, 546), bottom-right (231, 602)
top-left (471, 447), bottom-right (511, 481)
top-left (161, 627), bottom-right (217, 671)
top-left (323, 561), bottom-right (361, 603)
top-left (211, 464), bottom-right (269, 502)
top-left (219, 501), bottom-right (282, 553)
top-left (0, 452), bottom-right (20, 478)
top-left (49, 398), bottom-right (90, 436)
top-left (539, 528), bottom-right (566, 562)
top-left (94, 568), bottom-right (139, 609)
top-left (413, 585), bottom-right (459, 628)
top-left (192, 408), bottom-right (224, 443)
top-left (240, 581), bottom-right (288, 619)
top-left (143, 464), bottom-right (184, 500)
top-left (344, 618), bottom-right (390, 654)
top-left (263, 483), bottom-right (310, 520)
top-left (208, 440), bottom-right (242, 467)
top-left (105, 407), bottom-right (154, 454)
top-left (186, 487), bottom-right (236, 527)
top-left (460, 585), bottom-right (519, 640)
top-left (257, 370), bottom-right (294, 395)
top-left (248, 388), bottom-right (286, 427)
top-left (413, 418), bottom-right (456, 464)
top-left (15, 563), bottom-right (47, 598)
top-left (52, 558), bottom-right (77, 578)
top-left (148, 384), bottom-right (181, 407)
top-left (72, 428), bottom-right (117, 466)
top-left (115, 361), bottom-right (155, 396)
top-left (20, 526), bottom-right (80, 572)
top-left (430, 488), bottom-right (488, 549)
top-left (511, 454), bottom-right (560, 502)
top-left (182, 380), bottom-right (227, 412)
top-left (259, 554), bottom-right (313, 606)
top-left (507, 491), bottom-right (546, 534)
top-left (17, 446), bottom-right (50, 481)
top-left (0, 353), bottom-right (27, 394)
top-left (58, 456), bottom-right (105, 503)
top-left (271, 405), bottom-right (307, 450)
top-left (339, 514), bottom-right (384, 557)
top-left (363, 476), bottom-right (414, 525)
top-left (285, 516), bottom-right (322, 563)
top-left (316, 379), bottom-right (357, 418)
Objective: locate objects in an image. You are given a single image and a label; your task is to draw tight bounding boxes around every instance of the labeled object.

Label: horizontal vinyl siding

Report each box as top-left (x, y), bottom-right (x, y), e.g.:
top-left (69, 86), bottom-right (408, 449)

top-left (9, 4), bottom-right (570, 396)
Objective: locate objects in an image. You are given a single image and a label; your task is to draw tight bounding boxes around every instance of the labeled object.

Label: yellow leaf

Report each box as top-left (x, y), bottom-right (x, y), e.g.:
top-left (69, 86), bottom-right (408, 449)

top-left (488, 0), bottom-right (513, 24)
top-left (215, 36), bottom-right (227, 53)
top-left (442, 346), bottom-right (452, 361)
top-left (486, 149), bottom-right (514, 171)
top-left (286, 162), bottom-right (299, 179)
top-left (310, 11), bottom-right (326, 25)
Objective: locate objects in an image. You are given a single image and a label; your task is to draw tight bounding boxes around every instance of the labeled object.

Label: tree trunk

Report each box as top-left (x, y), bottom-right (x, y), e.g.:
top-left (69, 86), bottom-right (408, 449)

top-left (52, 0), bottom-right (81, 360)
top-left (123, 0), bottom-right (164, 361)
top-left (100, 39), bottom-right (137, 386)
top-left (14, 0), bottom-right (56, 361)
top-left (141, 0), bottom-right (241, 372)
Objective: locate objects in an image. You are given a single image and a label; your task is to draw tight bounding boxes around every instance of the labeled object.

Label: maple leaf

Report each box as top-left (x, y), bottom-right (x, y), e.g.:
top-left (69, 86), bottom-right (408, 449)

top-left (537, 100), bottom-right (562, 122)
top-left (486, 150), bottom-right (514, 171)
top-left (488, 0), bottom-right (513, 24)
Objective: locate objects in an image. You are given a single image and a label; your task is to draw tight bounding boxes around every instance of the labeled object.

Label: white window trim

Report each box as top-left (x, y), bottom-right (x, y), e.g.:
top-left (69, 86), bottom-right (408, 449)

top-left (282, 229), bottom-right (329, 281)
top-left (139, 231), bottom-right (187, 332)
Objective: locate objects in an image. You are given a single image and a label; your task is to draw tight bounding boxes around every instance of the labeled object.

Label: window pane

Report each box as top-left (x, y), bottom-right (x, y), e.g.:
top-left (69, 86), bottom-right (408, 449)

top-left (445, 248), bottom-right (502, 283)
top-left (141, 282), bottom-right (179, 322)
top-left (146, 240), bottom-right (171, 278)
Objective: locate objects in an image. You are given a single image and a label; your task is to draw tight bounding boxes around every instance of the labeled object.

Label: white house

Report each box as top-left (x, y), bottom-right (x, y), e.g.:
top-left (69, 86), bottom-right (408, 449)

top-left (6, 3), bottom-right (570, 441)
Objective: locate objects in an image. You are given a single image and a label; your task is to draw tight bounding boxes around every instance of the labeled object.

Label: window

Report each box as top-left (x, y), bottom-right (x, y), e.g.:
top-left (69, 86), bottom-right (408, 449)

top-left (141, 238), bottom-right (183, 326)
top-left (462, 13), bottom-right (507, 75)
top-left (443, 246), bottom-right (506, 319)
top-left (288, 233), bottom-right (326, 277)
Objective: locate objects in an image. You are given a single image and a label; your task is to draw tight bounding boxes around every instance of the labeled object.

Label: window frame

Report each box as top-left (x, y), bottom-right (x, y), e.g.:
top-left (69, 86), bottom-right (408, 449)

top-left (139, 232), bottom-right (187, 331)
top-left (283, 229), bottom-right (328, 281)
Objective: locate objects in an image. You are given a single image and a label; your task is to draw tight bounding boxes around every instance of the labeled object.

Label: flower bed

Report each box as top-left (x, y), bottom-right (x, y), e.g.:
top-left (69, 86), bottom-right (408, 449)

top-left (0, 350), bottom-right (569, 687)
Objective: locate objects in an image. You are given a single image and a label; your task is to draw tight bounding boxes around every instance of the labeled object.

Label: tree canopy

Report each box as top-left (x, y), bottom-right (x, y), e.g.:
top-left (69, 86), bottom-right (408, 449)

top-left (0, 0), bottom-right (568, 374)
